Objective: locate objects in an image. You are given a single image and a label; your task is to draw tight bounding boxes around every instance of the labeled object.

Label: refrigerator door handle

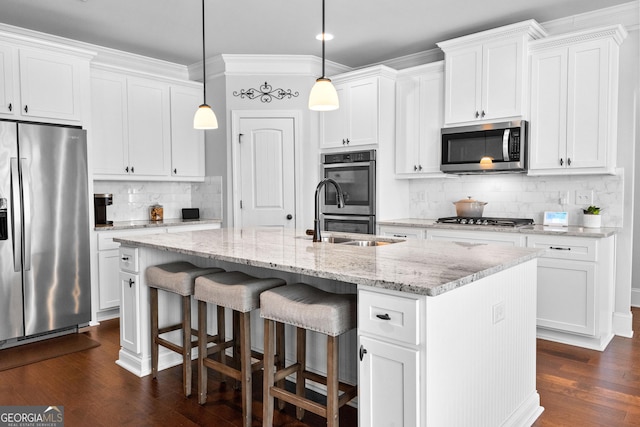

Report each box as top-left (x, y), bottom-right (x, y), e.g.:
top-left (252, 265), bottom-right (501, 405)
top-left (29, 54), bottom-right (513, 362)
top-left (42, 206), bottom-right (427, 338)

top-left (20, 158), bottom-right (32, 271)
top-left (10, 158), bottom-right (22, 272)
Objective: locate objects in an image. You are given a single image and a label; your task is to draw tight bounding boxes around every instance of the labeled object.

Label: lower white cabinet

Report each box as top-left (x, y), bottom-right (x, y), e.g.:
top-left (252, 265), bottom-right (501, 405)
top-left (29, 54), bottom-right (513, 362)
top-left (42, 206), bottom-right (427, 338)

top-left (98, 249), bottom-right (121, 310)
top-left (119, 270), bottom-right (140, 354)
top-left (358, 335), bottom-right (419, 427)
top-left (426, 228), bottom-right (525, 246)
top-left (378, 225), bottom-right (425, 239)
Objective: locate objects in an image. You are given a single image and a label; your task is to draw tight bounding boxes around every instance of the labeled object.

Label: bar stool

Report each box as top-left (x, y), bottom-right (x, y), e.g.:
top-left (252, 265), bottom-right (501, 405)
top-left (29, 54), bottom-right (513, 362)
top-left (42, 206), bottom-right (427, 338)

top-left (146, 261), bottom-right (224, 397)
top-left (261, 283), bottom-right (358, 427)
top-left (194, 271), bottom-right (286, 427)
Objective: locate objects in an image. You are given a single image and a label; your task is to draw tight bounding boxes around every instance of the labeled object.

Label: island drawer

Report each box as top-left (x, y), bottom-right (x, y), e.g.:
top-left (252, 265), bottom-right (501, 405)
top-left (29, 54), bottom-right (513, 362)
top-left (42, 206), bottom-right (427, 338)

top-left (358, 288), bottom-right (420, 345)
top-left (527, 235), bottom-right (597, 262)
top-left (119, 246), bottom-right (139, 273)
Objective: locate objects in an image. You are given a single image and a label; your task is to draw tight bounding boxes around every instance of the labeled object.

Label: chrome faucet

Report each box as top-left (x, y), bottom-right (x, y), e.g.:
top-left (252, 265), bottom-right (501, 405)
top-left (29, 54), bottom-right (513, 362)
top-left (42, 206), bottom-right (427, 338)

top-left (314, 178), bottom-right (345, 242)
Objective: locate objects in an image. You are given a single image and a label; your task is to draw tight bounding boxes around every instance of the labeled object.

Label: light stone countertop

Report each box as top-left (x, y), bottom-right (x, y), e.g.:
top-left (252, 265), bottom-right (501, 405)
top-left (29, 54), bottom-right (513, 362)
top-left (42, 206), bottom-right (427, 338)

top-left (378, 218), bottom-right (619, 238)
top-left (114, 227), bottom-right (543, 297)
top-left (94, 218), bottom-right (222, 231)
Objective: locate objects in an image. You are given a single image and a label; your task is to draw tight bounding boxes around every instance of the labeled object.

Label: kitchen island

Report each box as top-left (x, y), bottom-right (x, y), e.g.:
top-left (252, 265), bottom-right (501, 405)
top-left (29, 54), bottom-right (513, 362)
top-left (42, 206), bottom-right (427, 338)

top-left (114, 227), bottom-right (543, 426)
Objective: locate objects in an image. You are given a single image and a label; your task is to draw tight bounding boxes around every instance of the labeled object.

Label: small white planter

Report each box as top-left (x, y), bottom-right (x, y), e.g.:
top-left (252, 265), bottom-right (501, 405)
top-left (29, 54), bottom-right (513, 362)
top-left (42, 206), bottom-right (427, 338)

top-left (583, 214), bottom-right (602, 228)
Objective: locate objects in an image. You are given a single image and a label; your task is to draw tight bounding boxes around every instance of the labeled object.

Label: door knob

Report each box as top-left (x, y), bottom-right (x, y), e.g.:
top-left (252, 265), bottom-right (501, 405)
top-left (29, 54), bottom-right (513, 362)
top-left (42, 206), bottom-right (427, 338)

top-left (286, 214), bottom-right (293, 220)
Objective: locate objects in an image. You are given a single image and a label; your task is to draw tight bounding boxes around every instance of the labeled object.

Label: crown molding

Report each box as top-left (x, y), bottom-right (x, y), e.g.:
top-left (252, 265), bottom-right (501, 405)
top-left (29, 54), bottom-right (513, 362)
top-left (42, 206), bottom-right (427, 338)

top-left (365, 48), bottom-right (444, 71)
top-left (437, 19), bottom-right (547, 51)
top-left (0, 24), bottom-right (95, 59)
top-left (542, 1), bottom-right (639, 35)
top-left (529, 24), bottom-right (628, 52)
top-left (396, 60), bottom-right (444, 78)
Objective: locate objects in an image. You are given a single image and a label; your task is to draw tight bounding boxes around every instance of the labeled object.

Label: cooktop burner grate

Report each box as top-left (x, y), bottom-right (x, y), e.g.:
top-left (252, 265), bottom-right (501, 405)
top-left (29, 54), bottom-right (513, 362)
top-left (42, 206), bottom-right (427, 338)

top-left (436, 217), bottom-right (534, 227)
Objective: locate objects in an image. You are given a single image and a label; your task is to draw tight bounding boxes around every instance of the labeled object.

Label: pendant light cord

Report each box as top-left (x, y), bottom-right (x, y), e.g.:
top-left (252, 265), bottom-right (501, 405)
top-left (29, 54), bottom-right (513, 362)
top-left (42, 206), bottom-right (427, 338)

top-left (321, 0), bottom-right (326, 78)
top-left (201, 0), bottom-right (207, 104)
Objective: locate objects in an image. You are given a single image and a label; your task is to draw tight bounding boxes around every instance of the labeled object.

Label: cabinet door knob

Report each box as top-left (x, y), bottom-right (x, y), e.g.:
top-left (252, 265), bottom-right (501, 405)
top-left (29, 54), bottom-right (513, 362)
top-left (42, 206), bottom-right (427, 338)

top-left (359, 344), bottom-right (368, 361)
top-left (128, 278), bottom-right (134, 287)
top-left (346, 138), bottom-right (350, 145)
top-left (567, 158), bottom-right (572, 166)
top-left (475, 111), bottom-right (479, 118)
top-left (173, 168), bottom-right (177, 174)
top-left (414, 165), bottom-right (418, 171)
top-left (560, 158), bottom-right (564, 166)
top-left (418, 165), bottom-right (423, 171)
top-left (121, 256), bottom-right (130, 261)
top-left (131, 166), bottom-right (134, 173)
top-left (125, 166), bottom-right (129, 173)
top-left (286, 214), bottom-right (293, 220)
top-left (7, 103), bottom-right (11, 112)
top-left (481, 110), bottom-right (485, 118)
top-left (376, 313), bottom-right (391, 321)
top-left (24, 105), bottom-right (28, 114)
top-left (342, 139), bottom-right (346, 145)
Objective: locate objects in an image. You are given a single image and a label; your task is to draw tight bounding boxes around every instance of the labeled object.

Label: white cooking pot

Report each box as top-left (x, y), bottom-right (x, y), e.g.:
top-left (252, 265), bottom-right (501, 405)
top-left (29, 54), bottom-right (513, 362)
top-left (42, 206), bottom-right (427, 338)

top-left (452, 197), bottom-right (488, 217)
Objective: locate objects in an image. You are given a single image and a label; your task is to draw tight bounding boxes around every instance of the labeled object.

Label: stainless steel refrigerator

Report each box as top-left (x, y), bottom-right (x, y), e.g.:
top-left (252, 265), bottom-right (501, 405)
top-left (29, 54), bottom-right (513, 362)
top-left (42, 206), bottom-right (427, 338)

top-left (0, 121), bottom-right (91, 346)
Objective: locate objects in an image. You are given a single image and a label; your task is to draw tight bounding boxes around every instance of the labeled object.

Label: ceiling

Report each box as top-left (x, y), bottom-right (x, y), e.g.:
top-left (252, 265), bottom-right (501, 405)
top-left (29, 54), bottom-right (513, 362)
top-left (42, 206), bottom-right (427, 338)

top-left (0, 0), bottom-right (631, 68)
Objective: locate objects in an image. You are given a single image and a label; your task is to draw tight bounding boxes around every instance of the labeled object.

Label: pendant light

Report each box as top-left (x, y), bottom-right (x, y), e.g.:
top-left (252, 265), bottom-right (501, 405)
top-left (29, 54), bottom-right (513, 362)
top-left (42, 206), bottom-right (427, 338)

top-left (193, 0), bottom-right (218, 129)
top-left (308, 0), bottom-right (339, 111)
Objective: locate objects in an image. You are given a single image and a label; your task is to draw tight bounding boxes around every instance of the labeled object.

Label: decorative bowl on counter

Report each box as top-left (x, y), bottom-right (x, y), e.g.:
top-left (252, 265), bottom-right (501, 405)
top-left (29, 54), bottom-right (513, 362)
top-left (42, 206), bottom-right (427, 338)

top-left (452, 197), bottom-right (487, 217)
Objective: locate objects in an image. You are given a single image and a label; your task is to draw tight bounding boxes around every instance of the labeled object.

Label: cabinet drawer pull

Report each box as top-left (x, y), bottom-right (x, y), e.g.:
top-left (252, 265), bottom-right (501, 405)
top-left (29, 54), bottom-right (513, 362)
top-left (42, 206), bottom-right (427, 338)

top-left (121, 256), bottom-right (130, 261)
top-left (392, 234), bottom-right (407, 238)
top-left (128, 278), bottom-right (134, 287)
top-left (549, 246), bottom-right (571, 251)
top-left (376, 313), bottom-right (391, 321)
top-left (359, 344), bottom-right (368, 361)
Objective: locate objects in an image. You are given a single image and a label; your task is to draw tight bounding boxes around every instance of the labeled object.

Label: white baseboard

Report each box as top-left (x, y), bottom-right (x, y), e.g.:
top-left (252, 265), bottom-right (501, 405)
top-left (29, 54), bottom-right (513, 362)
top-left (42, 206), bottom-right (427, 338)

top-left (613, 310), bottom-right (635, 338)
top-left (631, 288), bottom-right (640, 308)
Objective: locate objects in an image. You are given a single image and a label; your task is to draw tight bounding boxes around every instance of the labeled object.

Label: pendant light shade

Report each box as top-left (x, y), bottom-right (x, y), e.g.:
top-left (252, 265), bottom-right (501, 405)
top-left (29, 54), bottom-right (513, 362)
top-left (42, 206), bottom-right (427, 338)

top-left (308, 0), bottom-right (339, 111)
top-left (193, 0), bottom-right (218, 129)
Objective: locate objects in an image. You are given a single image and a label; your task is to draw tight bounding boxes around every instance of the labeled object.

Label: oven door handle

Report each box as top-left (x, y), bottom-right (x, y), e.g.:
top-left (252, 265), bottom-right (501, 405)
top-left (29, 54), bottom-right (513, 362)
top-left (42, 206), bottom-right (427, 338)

top-left (502, 129), bottom-right (510, 161)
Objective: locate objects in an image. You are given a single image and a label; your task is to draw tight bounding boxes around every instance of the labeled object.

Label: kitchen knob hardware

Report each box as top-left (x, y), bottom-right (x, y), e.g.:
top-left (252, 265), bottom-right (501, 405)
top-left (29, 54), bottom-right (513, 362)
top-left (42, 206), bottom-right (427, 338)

top-left (414, 165), bottom-right (418, 171)
top-left (475, 111), bottom-right (479, 118)
top-left (346, 138), bottom-right (350, 145)
top-left (481, 110), bottom-right (485, 118)
top-left (125, 166), bottom-right (129, 173)
top-left (24, 105), bottom-right (28, 114)
top-left (393, 234), bottom-right (407, 238)
top-left (286, 214), bottom-right (293, 220)
top-left (359, 345), bottom-right (368, 361)
top-left (131, 166), bottom-right (134, 173)
top-left (342, 139), bottom-right (346, 145)
top-left (7, 103), bottom-right (11, 112)
top-left (128, 278), bottom-right (134, 288)
top-left (173, 168), bottom-right (177, 174)
top-left (418, 165), bottom-right (423, 171)
top-left (567, 158), bottom-right (572, 166)
top-left (560, 158), bottom-right (564, 166)
top-left (550, 246), bottom-right (571, 251)
top-left (121, 256), bottom-right (130, 261)
top-left (376, 313), bottom-right (391, 321)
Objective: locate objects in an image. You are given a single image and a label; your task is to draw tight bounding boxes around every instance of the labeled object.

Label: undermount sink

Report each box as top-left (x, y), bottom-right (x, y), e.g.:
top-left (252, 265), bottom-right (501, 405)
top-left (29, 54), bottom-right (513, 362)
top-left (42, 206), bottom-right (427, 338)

top-left (319, 236), bottom-right (401, 246)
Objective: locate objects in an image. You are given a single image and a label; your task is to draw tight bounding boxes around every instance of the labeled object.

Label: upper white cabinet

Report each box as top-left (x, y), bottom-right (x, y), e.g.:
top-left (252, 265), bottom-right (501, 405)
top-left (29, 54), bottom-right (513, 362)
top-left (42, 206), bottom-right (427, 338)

top-left (437, 20), bottom-right (546, 126)
top-left (395, 62), bottom-right (445, 177)
top-left (91, 67), bottom-right (204, 181)
top-left (0, 39), bottom-right (93, 124)
top-left (528, 25), bottom-right (627, 175)
top-left (320, 66), bottom-right (396, 149)
top-left (170, 85), bottom-right (205, 178)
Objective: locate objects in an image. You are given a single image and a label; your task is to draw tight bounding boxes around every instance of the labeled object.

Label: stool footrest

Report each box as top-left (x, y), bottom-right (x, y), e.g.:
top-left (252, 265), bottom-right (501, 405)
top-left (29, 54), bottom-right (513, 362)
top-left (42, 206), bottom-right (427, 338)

top-left (274, 363), bottom-right (300, 382)
top-left (303, 371), bottom-right (355, 394)
top-left (156, 337), bottom-right (184, 355)
top-left (269, 386), bottom-right (327, 419)
top-left (158, 323), bottom-right (183, 335)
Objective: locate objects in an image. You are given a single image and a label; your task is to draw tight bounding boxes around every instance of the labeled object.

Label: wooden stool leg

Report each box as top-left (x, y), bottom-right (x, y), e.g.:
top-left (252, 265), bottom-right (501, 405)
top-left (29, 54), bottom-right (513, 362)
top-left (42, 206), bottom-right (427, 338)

top-left (233, 310), bottom-right (241, 390)
top-left (263, 319), bottom-right (275, 427)
top-left (276, 322), bottom-right (286, 411)
top-left (150, 287), bottom-right (159, 379)
top-left (296, 327), bottom-right (306, 421)
top-left (217, 305), bottom-right (226, 374)
top-left (197, 300), bottom-right (208, 405)
top-left (182, 295), bottom-right (192, 397)
top-left (327, 335), bottom-right (339, 427)
top-left (240, 311), bottom-right (252, 427)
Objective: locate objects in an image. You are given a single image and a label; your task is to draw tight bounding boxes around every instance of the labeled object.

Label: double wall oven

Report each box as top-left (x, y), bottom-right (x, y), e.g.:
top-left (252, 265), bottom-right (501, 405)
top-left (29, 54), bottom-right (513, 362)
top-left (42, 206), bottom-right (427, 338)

top-left (321, 150), bottom-right (376, 234)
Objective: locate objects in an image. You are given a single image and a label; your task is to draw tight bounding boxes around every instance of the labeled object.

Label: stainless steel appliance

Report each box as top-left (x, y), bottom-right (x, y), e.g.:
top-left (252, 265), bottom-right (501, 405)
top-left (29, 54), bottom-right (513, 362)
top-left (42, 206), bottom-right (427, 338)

top-left (0, 121), bottom-right (91, 347)
top-left (436, 217), bottom-right (534, 227)
top-left (441, 120), bottom-right (528, 174)
top-left (321, 150), bottom-right (376, 234)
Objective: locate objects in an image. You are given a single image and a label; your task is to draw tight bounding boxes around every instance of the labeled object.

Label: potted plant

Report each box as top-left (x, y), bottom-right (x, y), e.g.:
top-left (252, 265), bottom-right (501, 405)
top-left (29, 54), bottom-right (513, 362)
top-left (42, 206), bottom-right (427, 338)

top-left (582, 205), bottom-right (602, 228)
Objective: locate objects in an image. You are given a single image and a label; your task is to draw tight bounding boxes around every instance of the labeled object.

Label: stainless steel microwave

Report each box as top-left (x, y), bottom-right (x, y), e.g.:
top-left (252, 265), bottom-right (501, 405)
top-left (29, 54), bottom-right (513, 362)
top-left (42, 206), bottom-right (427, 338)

top-left (440, 120), bottom-right (528, 174)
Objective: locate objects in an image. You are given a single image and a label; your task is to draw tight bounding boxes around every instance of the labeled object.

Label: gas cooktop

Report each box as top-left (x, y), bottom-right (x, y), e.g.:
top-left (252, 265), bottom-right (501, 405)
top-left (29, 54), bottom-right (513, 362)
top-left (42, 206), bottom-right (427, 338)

top-left (435, 217), bottom-right (534, 227)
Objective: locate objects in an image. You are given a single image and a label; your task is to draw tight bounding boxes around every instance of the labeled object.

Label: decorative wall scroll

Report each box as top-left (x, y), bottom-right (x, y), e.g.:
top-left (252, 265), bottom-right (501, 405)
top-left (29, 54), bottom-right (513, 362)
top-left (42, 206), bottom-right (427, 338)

top-left (233, 81), bottom-right (299, 103)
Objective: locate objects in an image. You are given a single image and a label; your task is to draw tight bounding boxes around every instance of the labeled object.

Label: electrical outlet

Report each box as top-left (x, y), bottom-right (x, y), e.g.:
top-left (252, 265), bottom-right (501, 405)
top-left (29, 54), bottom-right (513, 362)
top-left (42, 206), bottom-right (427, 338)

top-left (559, 190), bottom-right (569, 205)
top-left (576, 190), bottom-right (593, 205)
top-left (492, 302), bottom-right (505, 324)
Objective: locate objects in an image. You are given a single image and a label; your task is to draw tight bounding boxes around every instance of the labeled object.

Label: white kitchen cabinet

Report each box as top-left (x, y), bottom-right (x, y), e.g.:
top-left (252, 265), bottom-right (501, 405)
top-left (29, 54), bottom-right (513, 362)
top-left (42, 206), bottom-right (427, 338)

top-left (528, 25), bottom-right (626, 175)
top-left (378, 225), bottom-right (425, 239)
top-left (426, 228), bottom-right (525, 247)
top-left (120, 270), bottom-right (141, 354)
top-left (98, 249), bottom-right (121, 310)
top-left (320, 66), bottom-right (395, 149)
top-left (395, 62), bottom-right (445, 177)
top-left (126, 76), bottom-right (171, 176)
top-left (91, 67), bottom-right (204, 181)
top-left (0, 41), bottom-right (92, 123)
top-left (170, 85), bottom-right (205, 178)
top-left (437, 20), bottom-right (545, 125)
top-left (527, 234), bottom-right (615, 350)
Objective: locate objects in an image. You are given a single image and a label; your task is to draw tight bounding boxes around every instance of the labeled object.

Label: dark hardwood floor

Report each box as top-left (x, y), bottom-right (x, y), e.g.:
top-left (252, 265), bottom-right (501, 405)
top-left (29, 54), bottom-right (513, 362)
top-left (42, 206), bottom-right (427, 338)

top-left (1, 308), bottom-right (638, 426)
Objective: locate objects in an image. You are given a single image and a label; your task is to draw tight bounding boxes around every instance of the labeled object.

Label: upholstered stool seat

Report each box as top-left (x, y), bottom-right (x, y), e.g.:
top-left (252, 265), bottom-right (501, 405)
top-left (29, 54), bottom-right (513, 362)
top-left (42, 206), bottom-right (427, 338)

top-left (146, 261), bottom-right (224, 397)
top-left (195, 271), bottom-right (285, 427)
top-left (261, 283), bottom-right (358, 427)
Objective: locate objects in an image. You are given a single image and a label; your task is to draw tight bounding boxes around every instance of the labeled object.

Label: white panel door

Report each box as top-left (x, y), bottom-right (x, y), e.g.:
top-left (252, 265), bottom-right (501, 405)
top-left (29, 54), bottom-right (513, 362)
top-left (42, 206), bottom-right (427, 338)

top-left (320, 84), bottom-right (348, 148)
top-left (482, 38), bottom-right (522, 120)
top-left (238, 117), bottom-right (295, 228)
top-left (99, 249), bottom-right (121, 310)
top-left (348, 77), bottom-right (378, 146)
top-left (359, 335), bottom-right (419, 427)
top-left (418, 71), bottom-right (444, 174)
top-left (0, 45), bottom-right (16, 117)
top-left (170, 85), bottom-right (205, 178)
top-left (444, 46), bottom-right (481, 124)
top-left (120, 271), bottom-right (141, 354)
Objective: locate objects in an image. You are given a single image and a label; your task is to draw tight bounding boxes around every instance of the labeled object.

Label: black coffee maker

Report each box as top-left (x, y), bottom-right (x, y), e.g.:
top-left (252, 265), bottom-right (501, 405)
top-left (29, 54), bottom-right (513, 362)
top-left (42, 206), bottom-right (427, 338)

top-left (94, 193), bottom-right (113, 226)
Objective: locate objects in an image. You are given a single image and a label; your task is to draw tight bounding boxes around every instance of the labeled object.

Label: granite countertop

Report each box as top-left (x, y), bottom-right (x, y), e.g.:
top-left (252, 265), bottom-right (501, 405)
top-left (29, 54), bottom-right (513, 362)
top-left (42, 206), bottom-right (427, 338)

top-left (95, 218), bottom-right (222, 231)
top-left (114, 227), bottom-right (542, 297)
top-left (378, 218), bottom-right (619, 238)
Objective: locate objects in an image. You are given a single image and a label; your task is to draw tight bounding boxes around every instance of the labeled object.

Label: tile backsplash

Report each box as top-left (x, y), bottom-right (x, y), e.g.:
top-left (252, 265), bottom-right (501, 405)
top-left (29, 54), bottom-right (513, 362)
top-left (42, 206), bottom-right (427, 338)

top-left (408, 171), bottom-right (623, 227)
top-left (93, 176), bottom-right (223, 221)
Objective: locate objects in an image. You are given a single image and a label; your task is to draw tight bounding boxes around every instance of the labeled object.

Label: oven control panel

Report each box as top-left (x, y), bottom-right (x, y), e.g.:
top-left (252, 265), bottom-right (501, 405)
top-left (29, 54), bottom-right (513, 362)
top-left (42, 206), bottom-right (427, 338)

top-left (323, 150), bottom-right (376, 164)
